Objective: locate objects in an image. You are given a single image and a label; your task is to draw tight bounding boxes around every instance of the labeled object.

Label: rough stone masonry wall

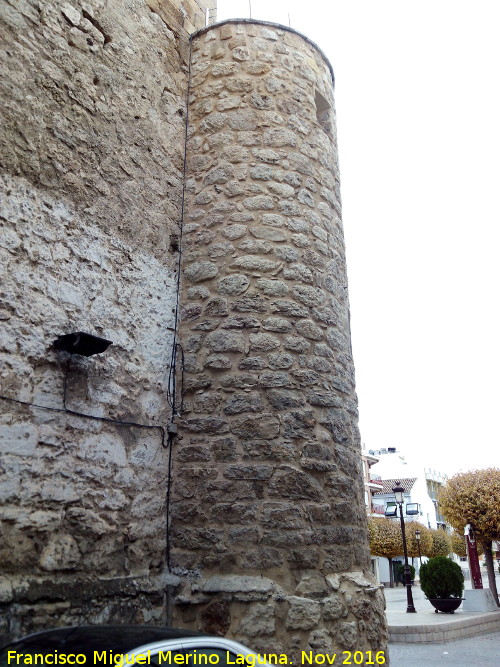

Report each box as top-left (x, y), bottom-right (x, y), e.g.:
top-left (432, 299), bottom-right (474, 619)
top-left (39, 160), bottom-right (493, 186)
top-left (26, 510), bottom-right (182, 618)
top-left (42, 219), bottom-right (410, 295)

top-left (0, 0), bottom-right (210, 644)
top-left (173, 21), bottom-right (388, 658)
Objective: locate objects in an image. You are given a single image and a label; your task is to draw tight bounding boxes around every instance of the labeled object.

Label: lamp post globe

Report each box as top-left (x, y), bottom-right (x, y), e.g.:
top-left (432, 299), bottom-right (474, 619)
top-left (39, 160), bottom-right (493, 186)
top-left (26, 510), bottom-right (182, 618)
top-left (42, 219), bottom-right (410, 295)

top-left (415, 529), bottom-right (422, 568)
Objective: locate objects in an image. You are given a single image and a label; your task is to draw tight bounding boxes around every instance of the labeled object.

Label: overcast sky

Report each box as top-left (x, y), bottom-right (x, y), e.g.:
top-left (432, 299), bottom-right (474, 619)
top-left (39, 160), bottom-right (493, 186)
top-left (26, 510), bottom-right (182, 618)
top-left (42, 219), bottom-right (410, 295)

top-left (216, 1), bottom-right (500, 476)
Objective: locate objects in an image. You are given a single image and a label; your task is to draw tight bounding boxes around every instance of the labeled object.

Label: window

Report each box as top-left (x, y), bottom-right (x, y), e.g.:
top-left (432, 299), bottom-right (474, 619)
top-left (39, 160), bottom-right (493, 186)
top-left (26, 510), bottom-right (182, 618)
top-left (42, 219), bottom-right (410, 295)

top-left (315, 90), bottom-right (331, 133)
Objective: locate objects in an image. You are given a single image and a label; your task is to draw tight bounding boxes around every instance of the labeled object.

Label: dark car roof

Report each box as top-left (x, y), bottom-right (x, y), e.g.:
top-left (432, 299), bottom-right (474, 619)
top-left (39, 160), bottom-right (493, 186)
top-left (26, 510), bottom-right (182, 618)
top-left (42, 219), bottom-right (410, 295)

top-left (1, 625), bottom-right (210, 655)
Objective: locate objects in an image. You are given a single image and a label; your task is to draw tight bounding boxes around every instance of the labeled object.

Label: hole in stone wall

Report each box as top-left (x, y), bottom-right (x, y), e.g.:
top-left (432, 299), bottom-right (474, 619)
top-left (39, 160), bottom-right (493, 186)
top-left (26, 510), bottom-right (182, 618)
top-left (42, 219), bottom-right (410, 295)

top-left (315, 90), bottom-right (332, 134)
top-left (170, 235), bottom-right (180, 253)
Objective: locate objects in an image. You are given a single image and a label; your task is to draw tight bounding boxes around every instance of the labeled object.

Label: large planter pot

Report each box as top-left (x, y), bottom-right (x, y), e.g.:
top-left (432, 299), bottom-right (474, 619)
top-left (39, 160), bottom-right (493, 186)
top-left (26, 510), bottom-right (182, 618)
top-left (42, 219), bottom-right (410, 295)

top-left (428, 598), bottom-right (464, 613)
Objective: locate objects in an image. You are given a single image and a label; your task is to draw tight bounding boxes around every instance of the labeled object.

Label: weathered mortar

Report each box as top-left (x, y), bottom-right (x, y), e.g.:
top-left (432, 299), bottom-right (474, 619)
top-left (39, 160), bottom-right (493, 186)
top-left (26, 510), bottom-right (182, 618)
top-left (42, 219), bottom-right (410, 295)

top-left (173, 20), bottom-right (388, 657)
top-left (0, 0), bottom-right (210, 643)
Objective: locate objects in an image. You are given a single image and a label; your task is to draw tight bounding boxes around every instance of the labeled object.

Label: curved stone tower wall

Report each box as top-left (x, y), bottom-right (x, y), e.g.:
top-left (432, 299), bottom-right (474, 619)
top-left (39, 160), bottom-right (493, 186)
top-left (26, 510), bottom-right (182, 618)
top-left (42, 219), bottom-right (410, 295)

top-left (174, 20), bottom-right (387, 656)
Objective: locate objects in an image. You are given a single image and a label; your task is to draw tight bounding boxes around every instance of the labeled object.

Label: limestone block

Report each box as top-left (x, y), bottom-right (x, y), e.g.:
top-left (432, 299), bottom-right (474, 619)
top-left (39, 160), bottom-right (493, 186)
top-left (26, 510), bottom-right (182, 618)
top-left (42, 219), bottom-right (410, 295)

top-left (266, 389), bottom-right (304, 410)
top-left (239, 356), bottom-right (267, 370)
top-left (204, 297), bottom-right (229, 316)
top-left (0, 423), bottom-right (38, 456)
top-left (250, 226), bottom-right (287, 242)
top-left (240, 548), bottom-right (283, 569)
top-left (284, 267), bottom-right (314, 287)
top-left (205, 354), bottom-right (232, 369)
top-left (262, 318), bottom-right (292, 333)
top-left (211, 62), bottom-right (238, 77)
top-left (262, 504), bottom-right (302, 529)
top-left (284, 336), bottom-right (311, 352)
top-left (242, 195), bottom-right (275, 211)
top-left (259, 371), bottom-right (292, 387)
top-left (239, 603), bottom-right (275, 637)
top-left (336, 621), bottom-right (357, 650)
top-left (220, 373), bottom-right (258, 388)
top-left (224, 464), bottom-right (274, 480)
top-left (269, 466), bottom-right (322, 501)
top-left (273, 246), bottom-right (300, 262)
top-left (0, 576), bottom-right (13, 603)
top-left (252, 148), bottom-right (282, 163)
top-left (206, 330), bottom-right (245, 353)
top-left (221, 224), bottom-right (247, 240)
top-left (217, 274), bottom-right (250, 295)
top-left (220, 24), bottom-right (235, 40)
top-left (203, 575), bottom-right (275, 594)
top-left (237, 239), bottom-right (273, 254)
top-left (268, 182), bottom-right (295, 197)
top-left (183, 418), bottom-right (229, 434)
top-left (307, 630), bottom-right (333, 651)
top-left (184, 261), bottom-right (219, 282)
top-left (295, 320), bottom-right (324, 341)
top-left (249, 333), bottom-right (280, 351)
top-left (286, 597), bottom-right (321, 630)
top-left (39, 534), bottom-right (81, 572)
top-left (267, 353), bottom-right (294, 369)
top-left (221, 316), bottom-right (261, 329)
top-left (223, 392), bottom-right (264, 415)
top-left (323, 594), bottom-right (346, 620)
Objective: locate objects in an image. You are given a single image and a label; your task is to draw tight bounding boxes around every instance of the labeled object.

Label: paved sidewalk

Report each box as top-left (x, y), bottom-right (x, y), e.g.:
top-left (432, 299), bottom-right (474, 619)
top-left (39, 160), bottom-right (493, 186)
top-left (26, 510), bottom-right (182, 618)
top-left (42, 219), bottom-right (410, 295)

top-left (387, 631), bottom-right (500, 667)
top-left (384, 578), bottom-right (500, 643)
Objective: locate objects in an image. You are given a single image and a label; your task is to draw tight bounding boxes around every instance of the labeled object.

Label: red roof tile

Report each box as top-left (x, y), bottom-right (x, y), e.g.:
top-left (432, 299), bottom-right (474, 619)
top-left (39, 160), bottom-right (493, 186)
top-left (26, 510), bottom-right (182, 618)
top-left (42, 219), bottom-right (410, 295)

top-left (373, 478), bottom-right (417, 495)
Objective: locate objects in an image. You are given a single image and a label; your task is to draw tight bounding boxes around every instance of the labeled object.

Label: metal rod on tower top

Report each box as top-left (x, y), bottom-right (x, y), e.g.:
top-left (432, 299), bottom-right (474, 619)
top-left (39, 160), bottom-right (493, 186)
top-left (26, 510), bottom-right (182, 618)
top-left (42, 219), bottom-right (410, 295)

top-left (249, 1), bottom-right (252, 18)
top-left (288, 13), bottom-right (291, 27)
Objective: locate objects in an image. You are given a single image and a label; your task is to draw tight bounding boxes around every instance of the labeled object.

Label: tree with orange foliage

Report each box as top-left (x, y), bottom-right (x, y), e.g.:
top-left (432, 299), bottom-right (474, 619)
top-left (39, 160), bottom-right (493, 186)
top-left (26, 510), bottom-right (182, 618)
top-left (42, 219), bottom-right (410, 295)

top-left (450, 531), bottom-right (483, 558)
top-left (439, 468), bottom-right (500, 606)
top-left (368, 517), bottom-right (403, 588)
top-left (428, 529), bottom-right (452, 557)
top-left (451, 531), bottom-right (467, 558)
top-left (404, 521), bottom-right (433, 560)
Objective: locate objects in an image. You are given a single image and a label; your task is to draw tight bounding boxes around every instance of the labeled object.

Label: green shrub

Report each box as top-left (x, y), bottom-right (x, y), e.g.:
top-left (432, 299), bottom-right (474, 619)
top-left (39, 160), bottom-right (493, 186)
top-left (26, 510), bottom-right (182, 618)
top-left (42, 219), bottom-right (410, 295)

top-left (397, 563), bottom-right (416, 582)
top-left (419, 556), bottom-right (464, 599)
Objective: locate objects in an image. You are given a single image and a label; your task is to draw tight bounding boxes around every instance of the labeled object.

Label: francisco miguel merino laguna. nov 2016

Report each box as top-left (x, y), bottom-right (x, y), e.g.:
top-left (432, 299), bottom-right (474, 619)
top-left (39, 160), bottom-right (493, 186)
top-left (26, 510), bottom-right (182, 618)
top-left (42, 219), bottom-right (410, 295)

top-left (5, 651), bottom-right (289, 666)
top-left (6, 650), bottom-right (387, 666)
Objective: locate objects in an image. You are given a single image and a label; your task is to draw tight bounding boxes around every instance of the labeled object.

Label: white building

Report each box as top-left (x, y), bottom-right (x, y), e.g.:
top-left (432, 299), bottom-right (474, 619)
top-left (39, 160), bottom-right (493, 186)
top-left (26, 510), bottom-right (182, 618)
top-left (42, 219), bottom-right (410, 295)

top-left (367, 447), bottom-right (449, 585)
top-left (369, 447), bottom-right (448, 530)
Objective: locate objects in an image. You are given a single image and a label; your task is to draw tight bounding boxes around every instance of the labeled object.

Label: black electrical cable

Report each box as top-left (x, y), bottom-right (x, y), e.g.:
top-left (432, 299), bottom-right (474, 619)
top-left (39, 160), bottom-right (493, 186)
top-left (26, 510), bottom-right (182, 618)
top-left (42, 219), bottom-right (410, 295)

top-left (0, 394), bottom-right (166, 448)
top-left (0, 356), bottom-right (166, 448)
top-left (163, 34), bottom-right (193, 574)
top-left (164, 431), bottom-right (175, 571)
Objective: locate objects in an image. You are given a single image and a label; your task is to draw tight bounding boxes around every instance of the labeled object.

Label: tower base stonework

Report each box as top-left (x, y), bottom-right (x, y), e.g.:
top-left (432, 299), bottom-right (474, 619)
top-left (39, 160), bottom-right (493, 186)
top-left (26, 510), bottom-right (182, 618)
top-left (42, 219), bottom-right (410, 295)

top-left (172, 20), bottom-right (388, 658)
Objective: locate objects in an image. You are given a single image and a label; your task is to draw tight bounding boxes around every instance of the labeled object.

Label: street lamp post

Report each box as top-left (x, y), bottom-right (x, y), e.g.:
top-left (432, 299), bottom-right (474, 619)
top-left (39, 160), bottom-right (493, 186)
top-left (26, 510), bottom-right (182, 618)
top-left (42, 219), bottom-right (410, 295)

top-left (393, 482), bottom-right (417, 613)
top-left (415, 529), bottom-right (422, 568)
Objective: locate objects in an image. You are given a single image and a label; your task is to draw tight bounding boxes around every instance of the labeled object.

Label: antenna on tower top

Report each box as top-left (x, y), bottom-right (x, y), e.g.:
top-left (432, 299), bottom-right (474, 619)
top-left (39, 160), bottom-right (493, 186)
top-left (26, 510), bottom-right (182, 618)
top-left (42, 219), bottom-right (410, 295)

top-left (249, 1), bottom-right (252, 18)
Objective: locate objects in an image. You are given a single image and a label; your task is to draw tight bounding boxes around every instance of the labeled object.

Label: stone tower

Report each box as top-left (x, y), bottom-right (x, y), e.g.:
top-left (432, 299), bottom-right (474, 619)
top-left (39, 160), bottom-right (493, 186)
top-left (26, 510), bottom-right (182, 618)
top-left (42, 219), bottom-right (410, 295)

top-left (0, 0), bottom-right (387, 655)
top-left (173, 20), bottom-right (387, 656)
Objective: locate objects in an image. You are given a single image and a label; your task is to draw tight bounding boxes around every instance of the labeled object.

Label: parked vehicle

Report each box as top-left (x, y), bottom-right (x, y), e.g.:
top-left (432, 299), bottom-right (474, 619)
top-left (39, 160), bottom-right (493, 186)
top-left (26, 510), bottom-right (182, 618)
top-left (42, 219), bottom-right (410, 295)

top-left (0, 626), bottom-right (275, 667)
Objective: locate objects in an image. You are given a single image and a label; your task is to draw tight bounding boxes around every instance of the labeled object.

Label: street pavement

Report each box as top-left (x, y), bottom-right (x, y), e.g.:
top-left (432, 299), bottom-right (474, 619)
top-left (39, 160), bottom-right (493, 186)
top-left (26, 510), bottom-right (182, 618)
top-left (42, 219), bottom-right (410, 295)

top-left (387, 631), bottom-right (500, 666)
